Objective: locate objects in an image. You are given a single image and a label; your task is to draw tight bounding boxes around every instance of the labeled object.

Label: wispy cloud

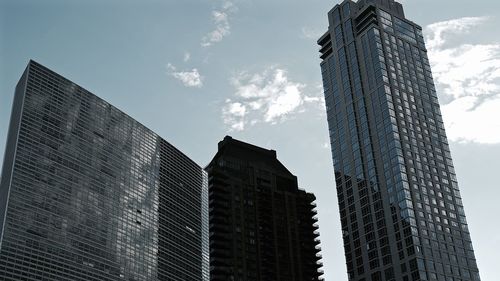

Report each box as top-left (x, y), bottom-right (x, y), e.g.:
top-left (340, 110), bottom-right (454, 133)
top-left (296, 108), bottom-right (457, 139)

top-left (166, 63), bottom-right (203, 88)
top-left (222, 101), bottom-right (246, 131)
top-left (426, 17), bottom-right (488, 50)
top-left (202, 1), bottom-right (237, 47)
top-left (166, 2), bottom-right (237, 88)
top-left (222, 67), bottom-right (324, 131)
top-left (300, 26), bottom-right (324, 40)
top-left (425, 16), bottom-right (500, 144)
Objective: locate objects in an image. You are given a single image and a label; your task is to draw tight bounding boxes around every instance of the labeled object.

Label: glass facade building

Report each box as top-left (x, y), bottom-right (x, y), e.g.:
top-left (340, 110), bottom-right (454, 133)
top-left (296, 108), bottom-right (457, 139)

top-left (0, 61), bottom-right (209, 281)
top-left (206, 136), bottom-right (323, 281)
top-left (318, 1), bottom-right (480, 281)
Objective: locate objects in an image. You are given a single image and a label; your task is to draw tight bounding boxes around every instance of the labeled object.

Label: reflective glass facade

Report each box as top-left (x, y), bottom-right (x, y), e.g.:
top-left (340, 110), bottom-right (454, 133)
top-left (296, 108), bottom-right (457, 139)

top-left (0, 61), bottom-right (209, 281)
top-left (318, 1), bottom-right (480, 281)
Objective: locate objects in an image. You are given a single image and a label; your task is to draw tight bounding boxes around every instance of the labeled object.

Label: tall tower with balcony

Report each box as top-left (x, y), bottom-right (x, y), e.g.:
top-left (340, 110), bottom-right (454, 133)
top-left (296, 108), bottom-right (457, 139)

top-left (318, 1), bottom-right (481, 280)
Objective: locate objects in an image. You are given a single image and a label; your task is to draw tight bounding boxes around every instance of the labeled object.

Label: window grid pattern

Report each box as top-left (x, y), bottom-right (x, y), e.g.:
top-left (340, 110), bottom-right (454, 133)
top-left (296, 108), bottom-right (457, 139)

top-left (0, 61), bottom-right (209, 281)
top-left (206, 138), bottom-right (323, 281)
top-left (318, 1), bottom-right (480, 281)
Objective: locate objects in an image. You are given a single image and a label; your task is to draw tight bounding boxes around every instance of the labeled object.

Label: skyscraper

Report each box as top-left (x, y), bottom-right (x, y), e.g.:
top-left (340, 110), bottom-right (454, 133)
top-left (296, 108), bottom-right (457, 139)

top-left (0, 60), bottom-right (209, 281)
top-left (206, 136), bottom-right (323, 281)
top-left (318, 1), bottom-right (480, 281)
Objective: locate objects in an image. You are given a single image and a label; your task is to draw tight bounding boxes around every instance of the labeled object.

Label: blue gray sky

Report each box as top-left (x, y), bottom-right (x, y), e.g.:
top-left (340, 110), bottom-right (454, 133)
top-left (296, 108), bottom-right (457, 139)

top-left (1, 0), bottom-right (499, 280)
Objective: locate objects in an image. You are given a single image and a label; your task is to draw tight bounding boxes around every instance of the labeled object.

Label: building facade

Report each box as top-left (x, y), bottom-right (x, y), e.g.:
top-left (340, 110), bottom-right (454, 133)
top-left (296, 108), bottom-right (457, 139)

top-left (206, 136), bottom-right (323, 281)
top-left (0, 61), bottom-right (209, 281)
top-left (318, 1), bottom-right (480, 281)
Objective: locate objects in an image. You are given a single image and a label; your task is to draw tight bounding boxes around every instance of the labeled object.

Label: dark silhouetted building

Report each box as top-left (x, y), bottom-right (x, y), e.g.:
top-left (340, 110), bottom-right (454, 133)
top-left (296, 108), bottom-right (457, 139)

top-left (318, 1), bottom-right (481, 281)
top-left (0, 61), bottom-right (209, 281)
top-left (206, 136), bottom-right (323, 281)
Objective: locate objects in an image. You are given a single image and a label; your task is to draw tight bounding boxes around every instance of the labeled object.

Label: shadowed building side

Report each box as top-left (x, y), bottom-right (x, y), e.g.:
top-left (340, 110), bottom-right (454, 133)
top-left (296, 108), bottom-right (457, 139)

top-left (206, 136), bottom-right (323, 281)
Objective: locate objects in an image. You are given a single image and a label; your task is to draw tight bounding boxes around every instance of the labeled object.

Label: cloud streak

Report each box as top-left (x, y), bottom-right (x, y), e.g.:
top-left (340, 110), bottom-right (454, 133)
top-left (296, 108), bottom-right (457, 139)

top-left (202, 1), bottom-right (237, 47)
top-left (222, 67), bottom-right (324, 131)
top-left (425, 16), bottom-right (500, 144)
top-left (301, 26), bottom-right (324, 40)
top-left (222, 101), bottom-right (246, 131)
top-left (166, 63), bottom-right (203, 88)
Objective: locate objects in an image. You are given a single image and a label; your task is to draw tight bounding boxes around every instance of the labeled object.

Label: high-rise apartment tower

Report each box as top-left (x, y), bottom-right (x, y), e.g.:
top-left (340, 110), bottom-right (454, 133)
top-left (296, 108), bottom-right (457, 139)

top-left (0, 61), bottom-right (209, 281)
top-left (318, 1), bottom-right (480, 280)
top-left (206, 136), bottom-right (323, 281)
